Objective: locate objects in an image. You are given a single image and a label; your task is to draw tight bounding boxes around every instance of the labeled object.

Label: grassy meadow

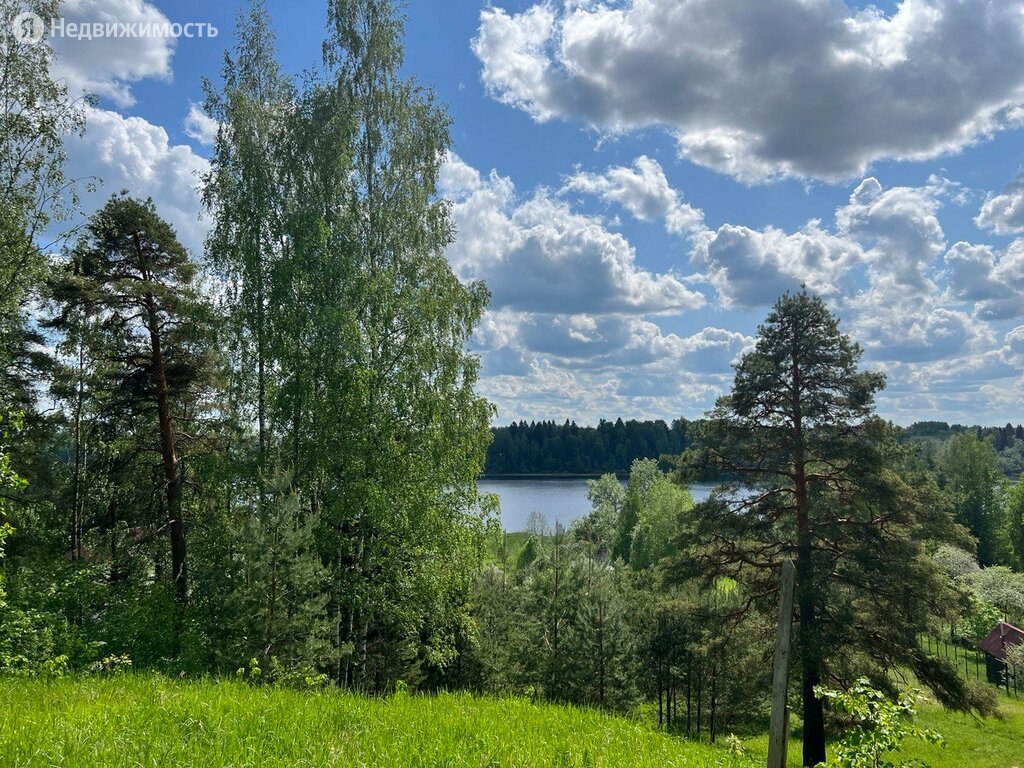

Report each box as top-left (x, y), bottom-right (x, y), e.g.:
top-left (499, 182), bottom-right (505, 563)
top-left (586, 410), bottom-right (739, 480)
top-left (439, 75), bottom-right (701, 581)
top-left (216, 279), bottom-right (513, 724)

top-left (0, 675), bottom-right (752, 768)
top-left (4, 674), bottom-right (1024, 766)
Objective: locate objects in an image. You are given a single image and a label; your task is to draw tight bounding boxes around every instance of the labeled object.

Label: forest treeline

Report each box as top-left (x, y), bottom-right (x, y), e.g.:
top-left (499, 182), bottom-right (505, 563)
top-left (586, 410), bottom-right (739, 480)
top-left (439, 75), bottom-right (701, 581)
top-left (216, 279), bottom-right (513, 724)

top-left (485, 418), bottom-right (1024, 478)
top-left (2, 2), bottom-right (1024, 765)
top-left (485, 418), bottom-right (690, 475)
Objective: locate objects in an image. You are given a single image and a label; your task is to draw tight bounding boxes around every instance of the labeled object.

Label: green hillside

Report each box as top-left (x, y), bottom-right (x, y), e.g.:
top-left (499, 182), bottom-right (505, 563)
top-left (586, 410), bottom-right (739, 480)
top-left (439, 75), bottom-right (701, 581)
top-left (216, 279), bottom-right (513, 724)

top-left (5, 676), bottom-right (1024, 767)
top-left (0, 676), bottom-right (752, 768)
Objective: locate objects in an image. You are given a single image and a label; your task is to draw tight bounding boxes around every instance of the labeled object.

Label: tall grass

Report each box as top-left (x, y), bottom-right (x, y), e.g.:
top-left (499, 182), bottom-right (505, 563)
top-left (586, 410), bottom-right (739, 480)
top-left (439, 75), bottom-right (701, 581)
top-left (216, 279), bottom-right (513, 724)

top-left (0, 675), bottom-right (752, 767)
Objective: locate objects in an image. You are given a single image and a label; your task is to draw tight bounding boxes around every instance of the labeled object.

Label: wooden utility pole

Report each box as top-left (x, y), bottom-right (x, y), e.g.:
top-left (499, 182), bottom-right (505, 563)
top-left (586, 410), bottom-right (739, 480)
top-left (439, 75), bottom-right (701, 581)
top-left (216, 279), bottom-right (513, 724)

top-left (768, 559), bottom-right (796, 768)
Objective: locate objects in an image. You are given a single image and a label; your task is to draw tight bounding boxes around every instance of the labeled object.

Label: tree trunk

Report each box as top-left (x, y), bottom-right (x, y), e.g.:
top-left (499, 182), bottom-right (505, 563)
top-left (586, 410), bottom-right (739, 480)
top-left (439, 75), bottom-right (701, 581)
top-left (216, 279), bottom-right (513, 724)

top-left (658, 669), bottom-right (663, 727)
top-left (597, 600), bottom-right (606, 708)
top-left (71, 330), bottom-right (84, 562)
top-left (797, 509), bottom-right (826, 765)
top-left (686, 656), bottom-right (692, 735)
top-left (256, 276), bottom-right (268, 513)
top-left (143, 287), bottom-right (187, 610)
top-left (793, 339), bottom-right (826, 767)
top-left (710, 663), bottom-right (717, 744)
top-left (696, 667), bottom-right (702, 737)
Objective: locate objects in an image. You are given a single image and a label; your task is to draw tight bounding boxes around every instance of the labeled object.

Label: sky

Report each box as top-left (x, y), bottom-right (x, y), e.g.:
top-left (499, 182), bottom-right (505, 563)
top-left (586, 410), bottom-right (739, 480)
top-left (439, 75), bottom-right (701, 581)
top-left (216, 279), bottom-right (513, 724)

top-left (36, 0), bottom-right (1024, 427)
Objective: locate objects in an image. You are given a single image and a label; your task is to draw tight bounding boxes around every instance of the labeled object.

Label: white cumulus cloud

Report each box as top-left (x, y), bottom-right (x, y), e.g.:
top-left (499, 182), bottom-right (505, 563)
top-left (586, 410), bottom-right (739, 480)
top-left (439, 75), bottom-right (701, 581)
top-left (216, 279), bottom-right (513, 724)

top-left (473, 0), bottom-right (1024, 182)
top-left (50, 0), bottom-right (176, 107)
top-left (184, 103), bottom-right (219, 146)
top-left (691, 222), bottom-right (864, 309)
top-left (441, 154), bottom-right (705, 315)
top-left (562, 156), bottom-right (703, 234)
top-left (976, 174), bottom-right (1024, 235)
top-left (944, 240), bottom-right (1024, 320)
top-left (66, 107), bottom-right (209, 254)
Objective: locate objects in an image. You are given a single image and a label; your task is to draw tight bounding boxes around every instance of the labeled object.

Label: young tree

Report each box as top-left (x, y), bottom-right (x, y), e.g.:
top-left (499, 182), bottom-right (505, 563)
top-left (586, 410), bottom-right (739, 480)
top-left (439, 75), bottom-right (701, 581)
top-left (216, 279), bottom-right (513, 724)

top-left (585, 473), bottom-right (626, 551)
top-left (675, 290), bottom-right (974, 766)
top-left (566, 560), bottom-right (636, 710)
top-left (613, 458), bottom-right (661, 562)
top-left (629, 475), bottom-right (694, 570)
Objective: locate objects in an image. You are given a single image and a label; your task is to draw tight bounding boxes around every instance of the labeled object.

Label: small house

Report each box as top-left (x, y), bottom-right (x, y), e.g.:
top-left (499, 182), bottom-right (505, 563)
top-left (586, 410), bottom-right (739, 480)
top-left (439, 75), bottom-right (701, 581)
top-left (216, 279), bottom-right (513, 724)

top-left (979, 620), bottom-right (1024, 685)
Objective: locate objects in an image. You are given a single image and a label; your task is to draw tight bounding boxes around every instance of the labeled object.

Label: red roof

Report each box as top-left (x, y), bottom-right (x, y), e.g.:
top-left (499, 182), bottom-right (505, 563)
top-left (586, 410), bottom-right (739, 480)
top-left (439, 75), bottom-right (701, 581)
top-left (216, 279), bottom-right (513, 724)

top-left (979, 621), bottom-right (1024, 660)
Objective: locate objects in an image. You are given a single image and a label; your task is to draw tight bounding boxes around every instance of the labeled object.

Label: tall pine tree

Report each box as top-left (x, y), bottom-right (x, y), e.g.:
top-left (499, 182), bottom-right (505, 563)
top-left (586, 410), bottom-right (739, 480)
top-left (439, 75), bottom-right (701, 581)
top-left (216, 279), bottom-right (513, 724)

top-left (52, 194), bottom-right (212, 646)
top-left (675, 290), bottom-right (976, 766)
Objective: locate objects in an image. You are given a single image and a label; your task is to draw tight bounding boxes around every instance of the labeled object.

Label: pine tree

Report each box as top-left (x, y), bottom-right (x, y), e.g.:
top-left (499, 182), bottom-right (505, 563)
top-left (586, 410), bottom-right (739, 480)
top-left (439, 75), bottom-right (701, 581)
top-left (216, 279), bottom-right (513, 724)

top-left (567, 561), bottom-right (635, 709)
top-left (52, 194), bottom-right (212, 645)
top-left (675, 290), bottom-right (976, 766)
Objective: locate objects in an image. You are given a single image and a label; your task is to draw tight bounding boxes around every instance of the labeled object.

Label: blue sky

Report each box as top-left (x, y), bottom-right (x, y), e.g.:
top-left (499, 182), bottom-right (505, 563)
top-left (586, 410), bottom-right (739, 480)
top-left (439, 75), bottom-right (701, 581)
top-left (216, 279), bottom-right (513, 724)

top-left (47, 0), bottom-right (1024, 426)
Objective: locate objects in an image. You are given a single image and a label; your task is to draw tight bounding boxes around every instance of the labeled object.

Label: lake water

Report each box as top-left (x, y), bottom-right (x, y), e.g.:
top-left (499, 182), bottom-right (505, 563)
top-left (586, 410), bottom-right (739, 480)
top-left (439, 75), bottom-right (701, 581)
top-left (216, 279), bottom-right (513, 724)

top-left (479, 477), bottom-right (718, 532)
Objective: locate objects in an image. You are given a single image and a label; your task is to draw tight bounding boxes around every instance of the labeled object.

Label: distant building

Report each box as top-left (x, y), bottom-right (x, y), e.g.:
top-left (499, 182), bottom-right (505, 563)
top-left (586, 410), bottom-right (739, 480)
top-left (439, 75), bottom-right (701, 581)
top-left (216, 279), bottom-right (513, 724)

top-left (979, 620), bottom-right (1024, 684)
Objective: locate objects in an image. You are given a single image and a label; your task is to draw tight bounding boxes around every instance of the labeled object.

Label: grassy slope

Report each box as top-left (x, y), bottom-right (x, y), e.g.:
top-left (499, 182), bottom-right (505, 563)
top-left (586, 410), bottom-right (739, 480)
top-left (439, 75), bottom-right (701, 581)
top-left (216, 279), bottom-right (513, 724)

top-left (0, 675), bottom-right (751, 768)
top-left (900, 692), bottom-right (1024, 768)
top-left (5, 676), bottom-right (1022, 767)
top-left (742, 689), bottom-right (1024, 768)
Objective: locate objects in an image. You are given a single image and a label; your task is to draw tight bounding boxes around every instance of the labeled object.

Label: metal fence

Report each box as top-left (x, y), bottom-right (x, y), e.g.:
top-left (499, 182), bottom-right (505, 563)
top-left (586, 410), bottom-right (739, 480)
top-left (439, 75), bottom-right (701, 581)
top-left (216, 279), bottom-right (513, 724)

top-left (921, 634), bottom-right (1019, 699)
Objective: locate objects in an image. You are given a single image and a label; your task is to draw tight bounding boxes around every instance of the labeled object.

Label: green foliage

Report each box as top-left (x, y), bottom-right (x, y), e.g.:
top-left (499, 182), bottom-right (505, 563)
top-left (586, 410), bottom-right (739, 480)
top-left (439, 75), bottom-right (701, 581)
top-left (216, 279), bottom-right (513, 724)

top-left (187, 470), bottom-right (332, 674)
top-left (966, 566), bottom-right (1024, 627)
top-left (816, 679), bottom-right (943, 768)
top-left (3, 0), bottom-right (1022, 756)
top-left (0, 1), bottom-right (88, 448)
top-left (585, 473), bottom-right (626, 549)
top-left (1004, 478), bottom-right (1024, 570)
top-left (936, 434), bottom-right (1007, 564)
top-left (0, 413), bottom-right (27, 587)
top-left (614, 458), bottom-right (661, 562)
top-left (465, 538), bottom-right (641, 711)
top-left (516, 536), bottom-right (541, 571)
top-left (929, 545), bottom-right (979, 583)
top-left (955, 593), bottom-right (1004, 641)
top-left (0, 411), bottom-right (24, 611)
top-left (898, 422), bottom-right (1024, 479)
top-left (0, 521), bottom-right (9, 607)
top-left (629, 476), bottom-right (693, 569)
top-left (89, 654), bottom-right (133, 676)
top-left (198, 0), bottom-right (493, 688)
top-left (0, 417), bottom-right (79, 676)
top-left (47, 193), bottom-right (214, 633)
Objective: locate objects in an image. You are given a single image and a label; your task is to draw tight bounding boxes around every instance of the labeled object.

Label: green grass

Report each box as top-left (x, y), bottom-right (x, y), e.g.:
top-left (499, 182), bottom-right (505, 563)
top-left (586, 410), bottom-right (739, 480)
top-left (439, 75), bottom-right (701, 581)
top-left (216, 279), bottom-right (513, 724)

top-left (900, 691), bottom-right (1024, 768)
top-left (0, 675), bottom-right (752, 767)
top-left (6, 675), bottom-right (1022, 767)
top-left (742, 689), bottom-right (1024, 768)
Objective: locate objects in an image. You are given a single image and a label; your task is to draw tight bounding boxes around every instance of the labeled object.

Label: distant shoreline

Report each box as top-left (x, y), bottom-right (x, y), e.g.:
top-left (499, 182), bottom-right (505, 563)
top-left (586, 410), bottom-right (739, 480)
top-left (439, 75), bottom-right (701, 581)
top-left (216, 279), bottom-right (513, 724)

top-left (480, 472), bottom-right (612, 480)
